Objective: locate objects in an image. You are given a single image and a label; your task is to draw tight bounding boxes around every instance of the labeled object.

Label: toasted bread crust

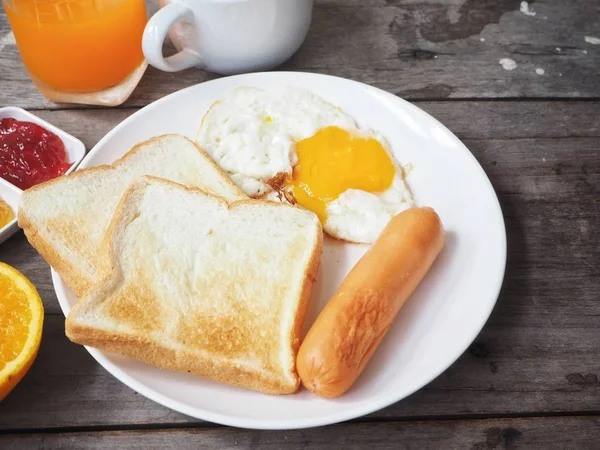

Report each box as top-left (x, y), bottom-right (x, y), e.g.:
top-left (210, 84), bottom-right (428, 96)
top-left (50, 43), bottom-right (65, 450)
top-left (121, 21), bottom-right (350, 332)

top-left (288, 216), bottom-right (322, 384)
top-left (19, 134), bottom-right (244, 200)
top-left (66, 320), bottom-right (299, 394)
top-left (18, 212), bottom-right (93, 296)
top-left (66, 177), bottom-right (323, 394)
top-left (18, 134), bottom-right (246, 299)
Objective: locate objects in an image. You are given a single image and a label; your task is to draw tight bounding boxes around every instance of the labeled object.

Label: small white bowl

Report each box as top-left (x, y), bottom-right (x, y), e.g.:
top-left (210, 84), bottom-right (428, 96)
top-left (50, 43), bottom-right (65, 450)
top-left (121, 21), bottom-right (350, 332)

top-left (0, 177), bottom-right (21, 245)
top-left (0, 107), bottom-right (86, 243)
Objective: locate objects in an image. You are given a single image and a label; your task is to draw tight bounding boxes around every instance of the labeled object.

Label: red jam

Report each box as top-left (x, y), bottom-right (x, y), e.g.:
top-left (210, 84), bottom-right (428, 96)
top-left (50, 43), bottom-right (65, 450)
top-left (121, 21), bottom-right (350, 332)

top-left (0, 118), bottom-right (72, 190)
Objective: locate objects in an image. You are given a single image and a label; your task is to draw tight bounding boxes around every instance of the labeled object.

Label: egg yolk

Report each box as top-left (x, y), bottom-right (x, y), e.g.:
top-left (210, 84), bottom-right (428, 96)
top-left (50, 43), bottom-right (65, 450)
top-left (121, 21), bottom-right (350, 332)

top-left (288, 126), bottom-right (395, 222)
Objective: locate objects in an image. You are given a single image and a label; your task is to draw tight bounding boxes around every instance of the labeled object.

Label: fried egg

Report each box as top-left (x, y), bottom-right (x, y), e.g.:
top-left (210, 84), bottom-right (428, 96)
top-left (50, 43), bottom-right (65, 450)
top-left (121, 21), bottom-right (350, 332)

top-left (197, 87), bottom-right (413, 243)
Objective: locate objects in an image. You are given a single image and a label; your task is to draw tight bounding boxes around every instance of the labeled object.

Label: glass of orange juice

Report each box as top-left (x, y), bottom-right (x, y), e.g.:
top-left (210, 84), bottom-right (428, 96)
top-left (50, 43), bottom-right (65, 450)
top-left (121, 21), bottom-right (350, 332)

top-left (2, 0), bottom-right (148, 105)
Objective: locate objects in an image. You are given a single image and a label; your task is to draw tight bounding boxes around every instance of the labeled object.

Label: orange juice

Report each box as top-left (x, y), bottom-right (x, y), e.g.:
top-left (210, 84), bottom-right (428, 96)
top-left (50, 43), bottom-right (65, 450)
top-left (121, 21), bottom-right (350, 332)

top-left (3, 0), bottom-right (147, 92)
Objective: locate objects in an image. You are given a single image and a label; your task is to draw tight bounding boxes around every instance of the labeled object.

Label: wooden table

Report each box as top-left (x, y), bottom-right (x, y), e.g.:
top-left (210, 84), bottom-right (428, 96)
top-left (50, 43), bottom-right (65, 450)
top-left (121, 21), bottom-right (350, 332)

top-left (1, 1), bottom-right (599, 448)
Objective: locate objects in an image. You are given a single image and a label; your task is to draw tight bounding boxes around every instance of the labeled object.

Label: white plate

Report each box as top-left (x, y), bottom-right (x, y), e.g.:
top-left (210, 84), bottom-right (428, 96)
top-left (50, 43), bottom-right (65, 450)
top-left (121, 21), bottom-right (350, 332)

top-left (53, 72), bottom-right (506, 430)
top-left (0, 107), bottom-right (86, 244)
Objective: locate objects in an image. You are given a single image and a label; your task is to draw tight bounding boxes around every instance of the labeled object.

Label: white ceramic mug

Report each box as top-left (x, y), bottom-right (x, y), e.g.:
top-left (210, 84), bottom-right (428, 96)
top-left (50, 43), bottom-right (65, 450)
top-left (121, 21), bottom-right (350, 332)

top-left (142, 0), bottom-right (314, 75)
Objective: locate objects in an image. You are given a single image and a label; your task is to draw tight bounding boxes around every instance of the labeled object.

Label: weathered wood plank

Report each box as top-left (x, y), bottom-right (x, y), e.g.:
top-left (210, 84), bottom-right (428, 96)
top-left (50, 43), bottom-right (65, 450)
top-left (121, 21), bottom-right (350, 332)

top-left (2, 309), bottom-right (600, 430)
top-left (1, 0), bottom-right (599, 109)
top-left (26, 100), bottom-right (600, 146)
top-left (2, 417), bottom-right (600, 449)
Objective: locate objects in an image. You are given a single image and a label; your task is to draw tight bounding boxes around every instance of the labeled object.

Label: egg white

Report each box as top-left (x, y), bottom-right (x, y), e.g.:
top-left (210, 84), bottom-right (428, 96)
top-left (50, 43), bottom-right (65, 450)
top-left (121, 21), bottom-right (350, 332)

top-left (326, 171), bottom-right (413, 243)
top-left (197, 86), bottom-right (356, 197)
top-left (197, 86), bottom-right (414, 243)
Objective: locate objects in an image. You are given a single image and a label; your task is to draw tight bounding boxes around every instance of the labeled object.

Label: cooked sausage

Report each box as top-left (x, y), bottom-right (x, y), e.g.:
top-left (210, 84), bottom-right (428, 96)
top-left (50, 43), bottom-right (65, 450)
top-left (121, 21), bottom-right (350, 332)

top-left (297, 207), bottom-right (445, 398)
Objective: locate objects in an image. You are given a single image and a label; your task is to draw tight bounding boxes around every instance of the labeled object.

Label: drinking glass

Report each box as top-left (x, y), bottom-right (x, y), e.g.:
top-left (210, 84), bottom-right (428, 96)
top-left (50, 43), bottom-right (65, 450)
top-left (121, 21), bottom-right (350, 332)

top-left (3, 0), bottom-right (148, 105)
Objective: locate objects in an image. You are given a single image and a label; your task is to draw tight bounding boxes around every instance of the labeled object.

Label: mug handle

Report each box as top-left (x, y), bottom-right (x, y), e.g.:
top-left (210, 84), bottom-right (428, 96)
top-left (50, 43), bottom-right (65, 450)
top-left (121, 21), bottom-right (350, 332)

top-left (142, 3), bottom-right (202, 72)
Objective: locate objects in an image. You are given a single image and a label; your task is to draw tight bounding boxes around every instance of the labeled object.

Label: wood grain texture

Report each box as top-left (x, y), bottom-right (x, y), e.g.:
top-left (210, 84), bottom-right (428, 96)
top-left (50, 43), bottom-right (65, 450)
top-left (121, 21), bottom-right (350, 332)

top-left (2, 417), bottom-right (600, 449)
top-left (2, 311), bottom-right (600, 429)
top-left (1, 0), bottom-right (600, 109)
top-left (1, 0), bottom-right (599, 439)
top-left (0, 102), bottom-right (598, 430)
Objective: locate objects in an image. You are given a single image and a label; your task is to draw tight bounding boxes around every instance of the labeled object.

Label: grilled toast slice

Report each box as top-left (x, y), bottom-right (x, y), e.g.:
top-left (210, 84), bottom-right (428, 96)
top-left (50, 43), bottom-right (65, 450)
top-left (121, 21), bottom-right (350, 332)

top-left (65, 177), bottom-right (323, 394)
top-left (18, 134), bottom-right (247, 297)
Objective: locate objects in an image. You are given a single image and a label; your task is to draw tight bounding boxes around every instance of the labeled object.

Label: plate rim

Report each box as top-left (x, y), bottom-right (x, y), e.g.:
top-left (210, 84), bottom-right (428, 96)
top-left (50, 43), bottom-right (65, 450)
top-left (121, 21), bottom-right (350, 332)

top-left (53, 71), bottom-right (507, 430)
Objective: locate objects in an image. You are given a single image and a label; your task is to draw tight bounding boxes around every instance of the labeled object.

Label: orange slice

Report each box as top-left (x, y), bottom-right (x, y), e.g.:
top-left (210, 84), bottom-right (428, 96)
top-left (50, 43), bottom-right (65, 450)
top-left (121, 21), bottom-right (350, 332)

top-left (0, 262), bottom-right (44, 401)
